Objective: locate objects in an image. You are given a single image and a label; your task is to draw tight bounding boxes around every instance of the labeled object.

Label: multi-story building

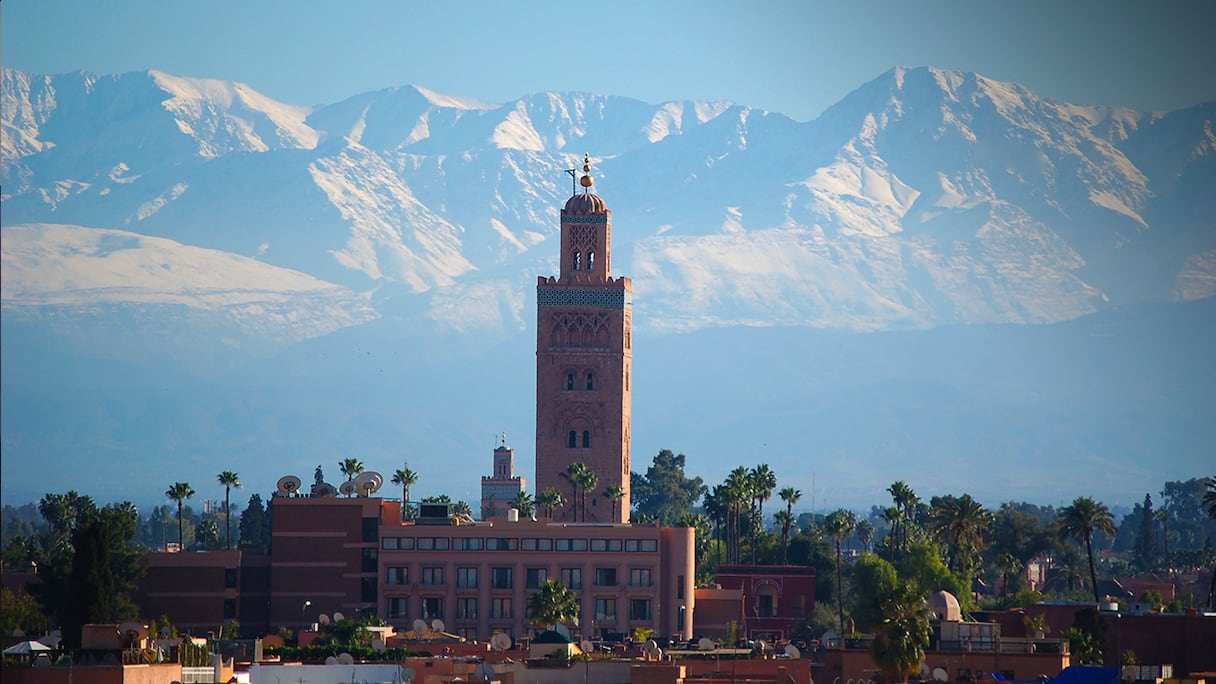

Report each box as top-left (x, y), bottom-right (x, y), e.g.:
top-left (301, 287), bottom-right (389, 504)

top-left (480, 441), bottom-right (525, 520)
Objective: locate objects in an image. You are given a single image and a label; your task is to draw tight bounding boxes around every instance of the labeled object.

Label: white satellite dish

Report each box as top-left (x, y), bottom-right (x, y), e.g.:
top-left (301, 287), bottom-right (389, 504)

top-left (784, 644), bottom-right (801, 659)
top-left (431, 619), bottom-right (446, 633)
top-left (355, 471), bottom-right (384, 496)
top-left (318, 614), bottom-right (331, 625)
top-left (332, 611), bottom-right (345, 622)
top-left (491, 633), bottom-right (513, 651)
top-left (338, 652), bottom-right (354, 665)
top-left (698, 637), bottom-right (715, 651)
top-left (372, 637), bottom-right (386, 654)
top-left (755, 639), bottom-right (768, 653)
top-left (643, 639), bottom-right (661, 658)
top-left (934, 668), bottom-right (949, 682)
top-left (401, 667), bottom-right (416, 683)
top-left (277, 475), bottom-right (302, 495)
top-left (339, 481), bottom-right (358, 497)
top-left (412, 619), bottom-right (428, 634)
top-left (325, 656), bottom-right (338, 665)
top-left (580, 640), bottom-right (594, 654)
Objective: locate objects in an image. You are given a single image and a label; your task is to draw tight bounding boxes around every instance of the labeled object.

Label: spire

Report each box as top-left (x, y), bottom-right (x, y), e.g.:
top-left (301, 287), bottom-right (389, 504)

top-left (580, 153), bottom-right (594, 193)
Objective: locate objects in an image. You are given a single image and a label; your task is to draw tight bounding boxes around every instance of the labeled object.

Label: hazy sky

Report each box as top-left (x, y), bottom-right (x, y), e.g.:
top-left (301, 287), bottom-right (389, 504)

top-left (4, 0), bottom-right (1215, 122)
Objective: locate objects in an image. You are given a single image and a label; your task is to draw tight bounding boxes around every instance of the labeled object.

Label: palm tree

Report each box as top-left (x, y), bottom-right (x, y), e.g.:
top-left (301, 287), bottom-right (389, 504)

top-left (511, 490), bottom-right (536, 518)
top-left (778, 486), bottom-right (801, 564)
top-left (1057, 496), bottom-right (1116, 603)
top-left (537, 487), bottom-right (566, 519)
top-left (748, 465), bottom-right (777, 562)
top-left (824, 508), bottom-right (858, 635)
top-left (604, 484), bottom-right (625, 521)
top-left (339, 458), bottom-right (365, 483)
top-left (856, 519), bottom-right (875, 553)
top-left (929, 493), bottom-right (993, 576)
top-left (391, 466), bottom-right (419, 519)
top-left (166, 482), bottom-right (196, 550)
top-left (724, 467), bottom-right (751, 563)
top-left (562, 463), bottom-right (589, 521)
top-left (217, 471), bottom-right (241, 550)
top-left (577, 468), bottom-right (598, 522)
top-left (869, 580), bottom-right (930, 683)
top-left (527, 578), bottom-right (580, 631)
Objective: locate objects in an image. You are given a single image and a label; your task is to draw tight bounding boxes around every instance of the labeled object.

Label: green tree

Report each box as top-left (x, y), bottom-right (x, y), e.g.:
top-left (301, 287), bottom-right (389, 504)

top-left (562, 462), bottom-right (590, 521)
top-left (511, 490), bottom-right (536, 518)
top-left (824, 508), bottom-right (858, 635)
top-left (391, 467), bottom-right (419, 512)
top-left (195, 518), bottom-right (223, 550)
top-left (537, 487), bottom-right (566, 520)
top-left (869, 579), bottom-right (930, 683)
top-left (527, 578), bottom-right (580, 631)
top-left (748, 464), bottom-right (777, 562)
top-left (58, 507), bottom-right (142, 649)
top-left (238, 494), bottom-right (271, 551)
top-left (928, 493), bottom-right (992, 577)
top-left (217, 471), bottom-right (241, 550)
top-left (339, 458), bottom-right (365, 486)
top-left (0, 587), bottom-right (50, 637)
top-left (630, 450), bottom-right (707, 526)
top-left (778, 487), bottom-right (801, 565)
top-left (604, 485), bottom-right (625, 521)
top-left (1132, 493), bottom-right (1158, 570)
top-left (997, 553), bottom-right (1023, 600)
top-left (166, 482), bottom-right (196, 549)
top-left (1058, 497), bottom-right (1116, 603)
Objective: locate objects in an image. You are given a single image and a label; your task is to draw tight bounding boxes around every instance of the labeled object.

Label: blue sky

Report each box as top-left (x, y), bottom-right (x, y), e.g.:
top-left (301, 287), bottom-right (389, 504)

top-left (4, 0), bottom-right (1215, 121)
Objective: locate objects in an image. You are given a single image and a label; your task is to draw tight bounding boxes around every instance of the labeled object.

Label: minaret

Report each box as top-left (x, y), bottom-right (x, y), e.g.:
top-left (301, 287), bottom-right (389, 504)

top-left (535, 155), bottom-right (632, 523)
top-left (480, 434), bottom-right (525, 520)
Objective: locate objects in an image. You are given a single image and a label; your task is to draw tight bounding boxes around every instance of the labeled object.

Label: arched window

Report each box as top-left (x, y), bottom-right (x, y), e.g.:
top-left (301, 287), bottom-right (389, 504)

top-left (582, 431), bottom-right (591, 448)
top-left (566, 373), bottom-right (575, 390)
top-left (568, 431), bottom-right (577, 449)
top-left (572, 251), bottom-right (581, 271)
top-left (586, 372), bottom-right (594, 390)
top-left (587, 251), bottom-right (596, 271)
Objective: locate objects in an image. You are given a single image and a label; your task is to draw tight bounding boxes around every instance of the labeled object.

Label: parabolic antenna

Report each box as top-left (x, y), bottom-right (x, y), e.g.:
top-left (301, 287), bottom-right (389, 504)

top-left (431, 619), bottom-right (446, 633)
top-left (372, 637), bottom-right (386, 654)
top-left (755, 640), bottom-right (767, 653)
top-left (491, 633), bottom-right (513, 651)
top-left (325, 656), bottom-right (338, 665)
top-left (277, 476), bottom-right (302, 495)
top-left (333, 611), bottom-right (345, 622)
top-left (580, 640), bottom-right (594, 654)
top-left (643, 639), bottom-right (660, 657)
top-left (413, 619), bottom-right (428, 634)
top-left (401, 667), bottom-right (416, 683)
top-left (933, 668), bottom-right (949, 682)
top-left (784, 644), bottom-right (801, 659)
top-left (315, 482), bottom-right (337, 498)
top-left (338, 652), bottom-right (354, 665)
top-left (339, 481), bottom-right (358, 497)
top-left (355, 471), bottom-right (384, 495)
top-left (318, 614), bottom-right (331, 625)
top-left (698, 637), bottom-right (715, 651)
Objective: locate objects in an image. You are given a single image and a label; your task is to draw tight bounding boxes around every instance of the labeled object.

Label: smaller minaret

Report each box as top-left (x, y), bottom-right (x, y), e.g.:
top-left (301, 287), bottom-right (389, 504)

top-left (480, 434), bottom-right (526, 520)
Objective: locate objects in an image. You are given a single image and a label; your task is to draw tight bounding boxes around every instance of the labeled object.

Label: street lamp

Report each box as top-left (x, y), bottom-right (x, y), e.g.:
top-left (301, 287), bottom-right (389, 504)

top-left (300, 600), bottom-right (312, 645)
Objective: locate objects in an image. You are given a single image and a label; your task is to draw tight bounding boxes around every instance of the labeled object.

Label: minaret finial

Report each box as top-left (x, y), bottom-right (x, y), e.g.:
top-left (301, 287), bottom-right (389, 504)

top-left (580, 153), bottom-right (594, 193)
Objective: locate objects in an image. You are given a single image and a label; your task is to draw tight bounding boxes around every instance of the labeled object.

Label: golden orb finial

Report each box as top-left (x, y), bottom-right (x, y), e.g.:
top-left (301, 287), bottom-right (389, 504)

top-left (579, 153), bottom-right (594, 190)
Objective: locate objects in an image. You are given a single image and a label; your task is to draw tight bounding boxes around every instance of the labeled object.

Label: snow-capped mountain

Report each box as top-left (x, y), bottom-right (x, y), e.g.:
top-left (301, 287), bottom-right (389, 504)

top-left (2, 66), bottom-right (1213, 510)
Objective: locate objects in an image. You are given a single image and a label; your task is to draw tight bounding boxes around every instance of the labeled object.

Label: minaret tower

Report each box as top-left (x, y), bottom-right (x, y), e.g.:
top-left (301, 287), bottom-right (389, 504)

top-left (535, 155), bottom-right (632, 523)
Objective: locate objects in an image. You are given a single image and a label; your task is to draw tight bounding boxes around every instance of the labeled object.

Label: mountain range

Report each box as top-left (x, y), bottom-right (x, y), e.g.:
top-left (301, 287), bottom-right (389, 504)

top-left (2, 65), bottom-right (1213, 512)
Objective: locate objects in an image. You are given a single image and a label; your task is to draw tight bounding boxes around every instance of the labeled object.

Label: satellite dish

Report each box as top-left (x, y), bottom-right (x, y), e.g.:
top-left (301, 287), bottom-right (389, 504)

top-left (784, 644), bottom-right (801, 659)
top-left (318, 614), bottom-right (331, 625)
top-left (315, 482), bottom-right (337, 498)
top-left (325, 656), bottom-right (338, 665)
top-left (339, 481), bottom-right (358, 497)
top-left (356, 471), bottom-right (384, 496)
top-left (919, 664), bottom-right (932, 680)
top-left (401, 667), bottom-right (416, 683)
top-left (413, 619), bottom-right (428, 634)
top-left (333, 611), bottom-right (345, 622)
top-left (698, 637), bottom-right (715, 651)
top-left (643, 639), bottom-right (660, 657)
top-left (934, 668), bottom-right (949, 682)
top-left (580, 640), bottom-right (594, 654)
top-left (491, 633), bottom-right (513, 651)
top-left (338, 652), bottom-right (354, 665)
top-left (431, 619), bottom-right (446, 633)
top-left (755, 639), bottom-right (768, 653)
top-left (372, 637), bottom-right (386, 654)
top-left (277, 475), bottom-right (302, 495)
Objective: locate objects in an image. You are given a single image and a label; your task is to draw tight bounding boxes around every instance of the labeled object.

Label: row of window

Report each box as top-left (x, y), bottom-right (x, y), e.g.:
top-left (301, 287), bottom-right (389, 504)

top-left (566, 371), bottom-right (596, 390)
top-left (385, 566), bottom-right (652, 589)
top-left (571, 250), bottom-right (596, 272)
top-left (386, 595), bottom-right (651, 623)
top-left (381, 537), bottom-right (659, 552)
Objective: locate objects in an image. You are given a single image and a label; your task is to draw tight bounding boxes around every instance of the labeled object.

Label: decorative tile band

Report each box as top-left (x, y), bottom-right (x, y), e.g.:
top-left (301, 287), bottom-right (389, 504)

top-left (538, 288), bottom-right (632, 308)
top-left (562, 214), bottom-right (609, 224)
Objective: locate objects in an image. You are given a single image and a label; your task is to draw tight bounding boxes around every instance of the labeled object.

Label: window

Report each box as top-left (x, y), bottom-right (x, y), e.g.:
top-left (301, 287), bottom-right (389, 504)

top-left (224, 568), bottom-right (237, 588)
top-left (758, 593), bottom-right (775, 618)
top-left (568, 431), bottom-right (577, 448)
top-left (362, 576), bottom-right (377, 602)
top-left (491, 567), bottom-right (513, 590)
top-left (387, 567), bottom-right (408, 585)
top-left (460, 538), bottom-right (484, 551)
top-left (594, 598), bottom-right (616, 622)
top-left (523, 538), bottom-right (553, 551)
top-left (792, 594), bottom-right (806, 617)
top-left (491, 598), bottom-right (513, 619)
top-left (456, 598), bottom-right (478, 620)
top-left (677, 576), bottom-right (685, 600)
top-left (625, 539), bottom-right (658, 552)
top-left (560, 568), bottom-right (582, 589)
top-left (383, 537), bottom-right (415, 550)
top-left (582, 430), bottom-right (591, 448)
top-left (586, 372), bottom-right (594, 390)
top-left (556, 538), bottom-right (587, 552)
top-left (457, 567), bottom-right (478, 589)
top-left (421, 597), bottom-right (444, 620)
top-left (595, 568), bottom-right (617, 587)
top-left (362, 547), bottom-right (378, 572)
top-left (422, 567), bottom-right (444, 585)
top-left (567, 373), bottom-right (575, 390)
top-left (362, 517), bottom-right (379, 543)
top-left (388, 597), bottom-right (408, 619)
top-left (224, 598), bottom-right (236, 619)
top-left (488, 538), bottom-right (518, 550)
top-left (629, 568), bottom-right (651, 587)
top-left (573, 250), bottom-right (581, 270)
top-left (591, 539), bottom-right (622, 552)
top-left (588, 251), bottom-right (596, 271)
top-left (526, 568), bottom-right (548, 589)
top-left (629, 599), bottom-right (651, 621)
